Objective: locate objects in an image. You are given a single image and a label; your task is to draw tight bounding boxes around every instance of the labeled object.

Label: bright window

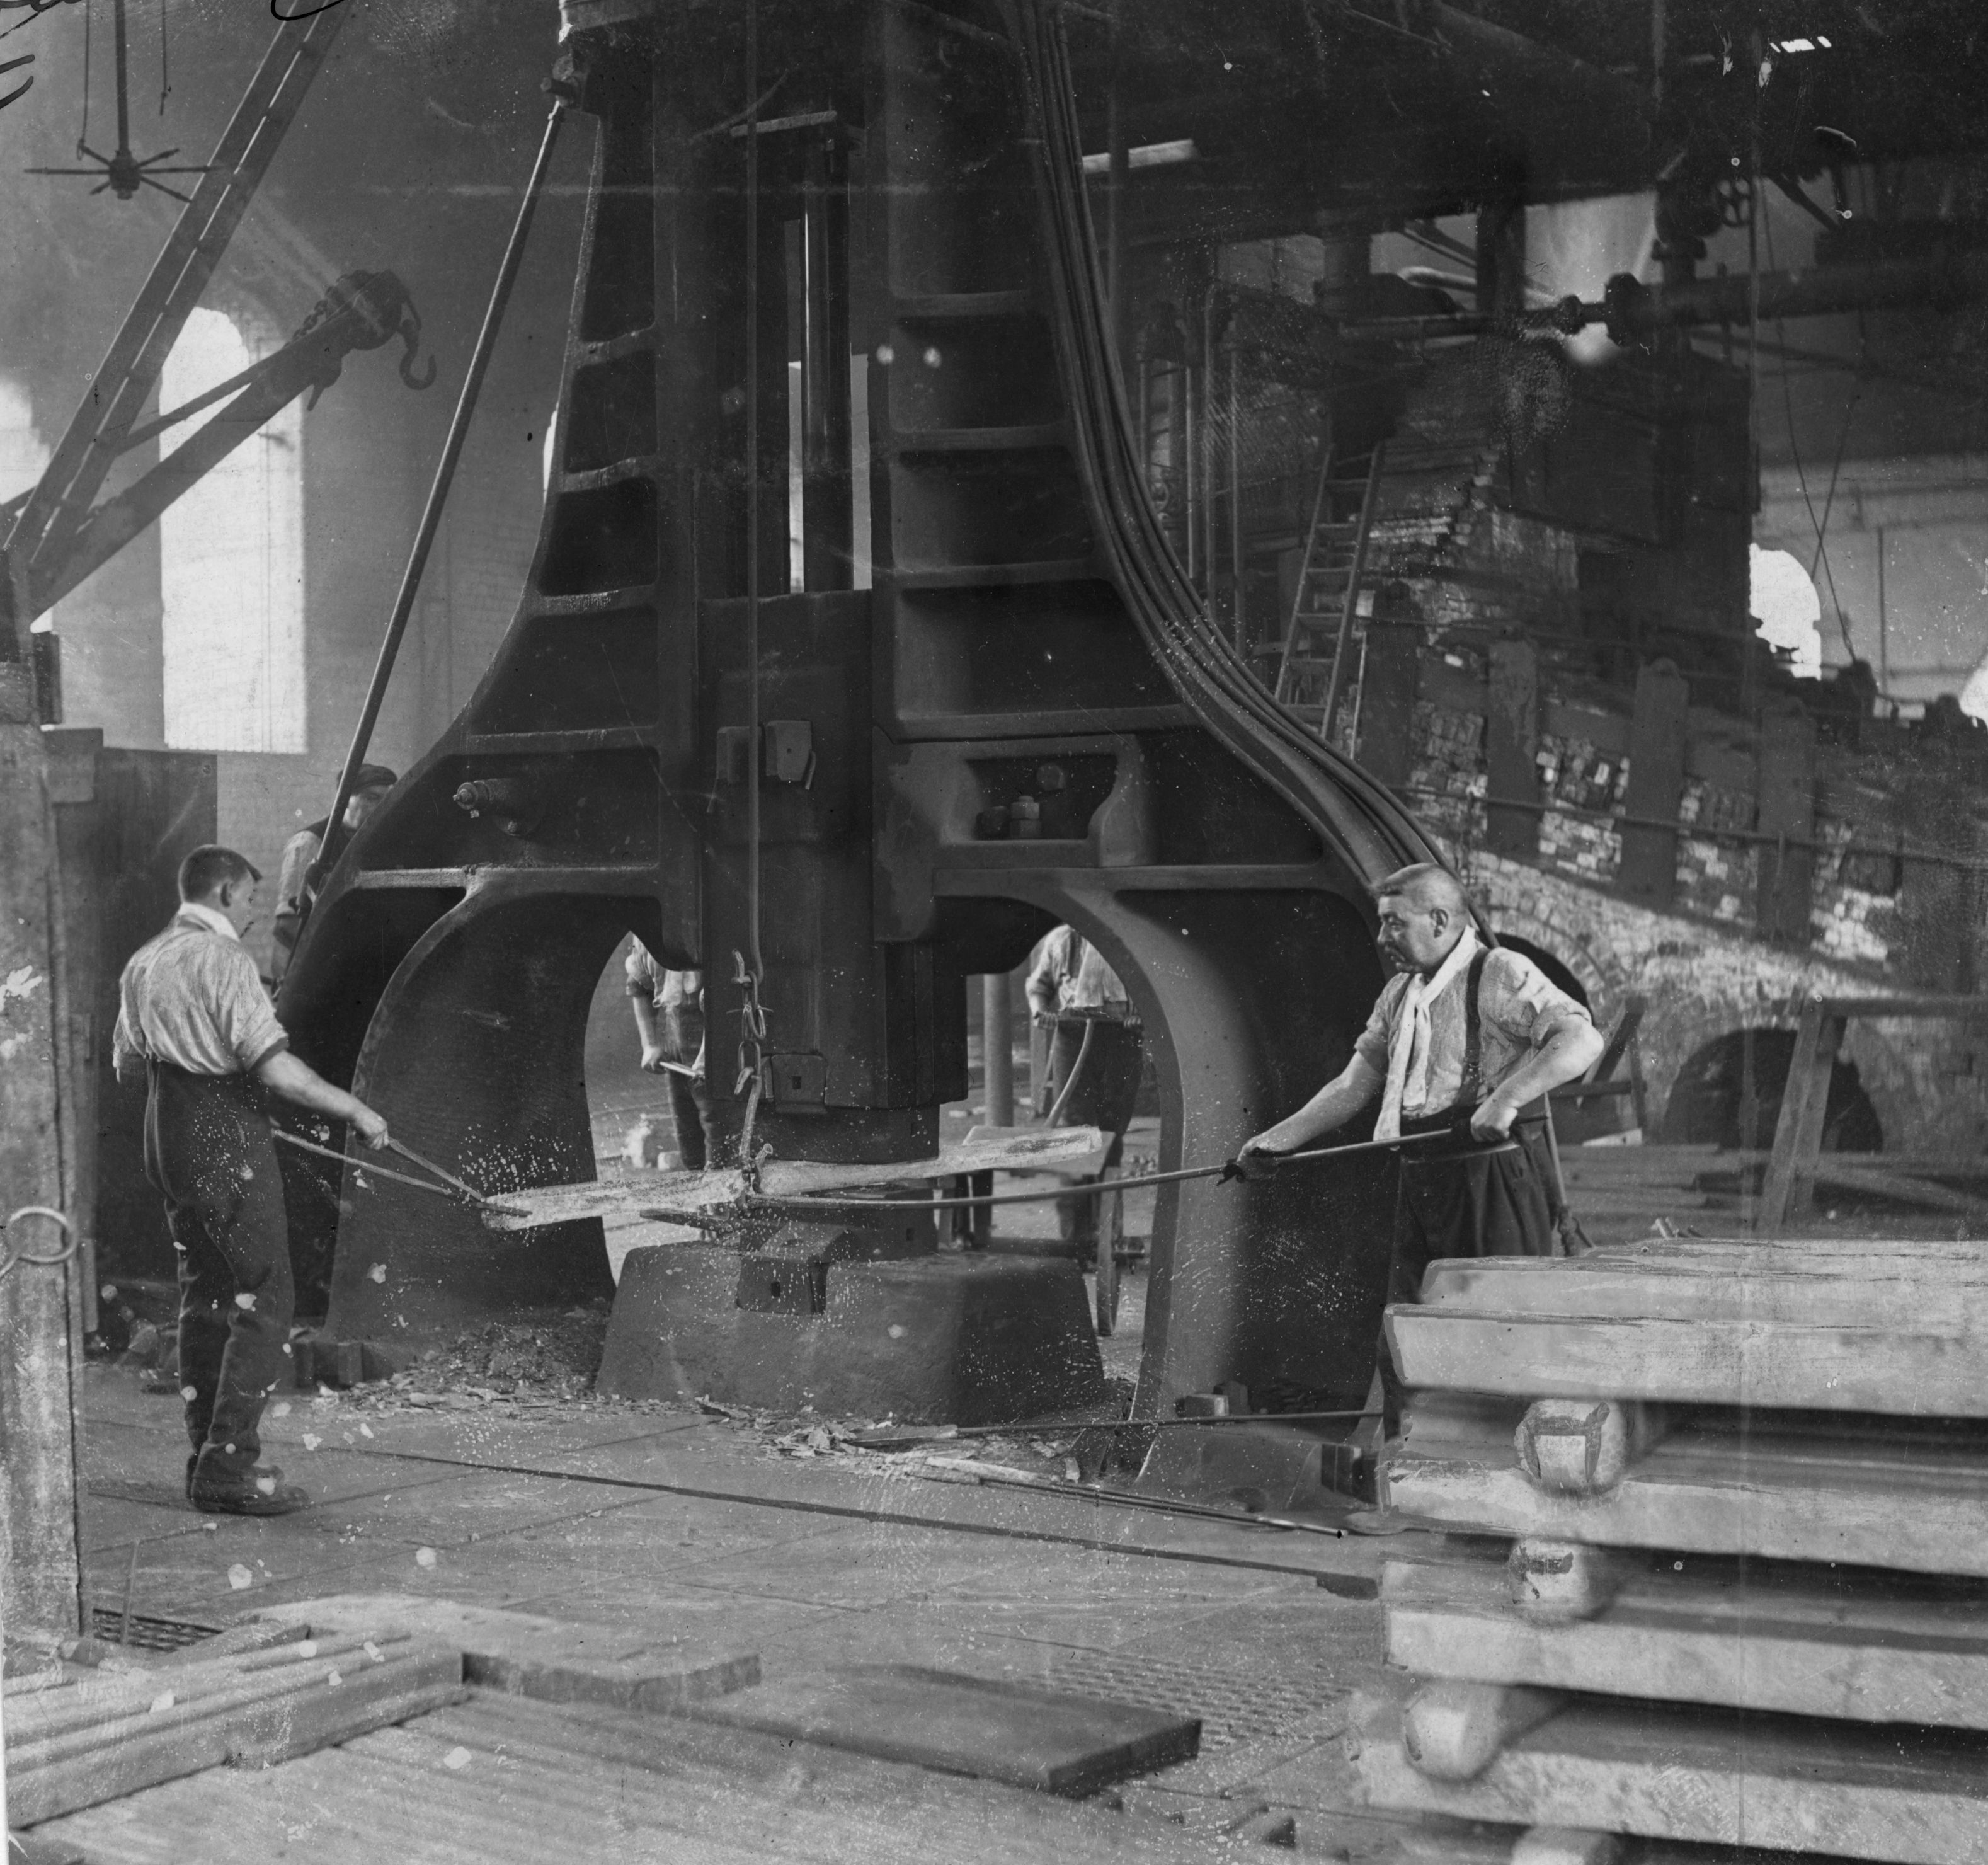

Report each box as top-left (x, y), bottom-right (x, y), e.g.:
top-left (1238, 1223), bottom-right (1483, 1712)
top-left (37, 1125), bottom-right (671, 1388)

top-left (159, 308), bottom-right (305, 751)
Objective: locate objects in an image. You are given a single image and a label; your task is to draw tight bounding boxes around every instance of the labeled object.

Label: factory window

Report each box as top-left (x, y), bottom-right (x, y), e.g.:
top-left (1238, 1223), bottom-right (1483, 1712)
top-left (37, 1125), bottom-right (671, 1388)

top-left (159, 307), bottom-right (306, 752)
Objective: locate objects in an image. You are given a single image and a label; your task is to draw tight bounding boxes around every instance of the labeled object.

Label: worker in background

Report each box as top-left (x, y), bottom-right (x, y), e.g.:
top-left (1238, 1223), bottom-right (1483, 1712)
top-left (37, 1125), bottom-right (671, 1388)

top-left (1238, 863), bottom-right (1602, 1437)
top-left (269, 763), bottom-right (398, 987)
top-left (626, 938), bottom-right (718, 1170)
top-left (1026, 926), bottom-right (1144, 1250)
top-left (113, 846), bottom-right (391, 1515)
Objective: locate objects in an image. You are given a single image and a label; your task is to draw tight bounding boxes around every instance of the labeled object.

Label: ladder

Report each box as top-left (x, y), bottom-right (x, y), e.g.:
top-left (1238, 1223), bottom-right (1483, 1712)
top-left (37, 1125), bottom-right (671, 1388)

top-left (1272, 439), bottom-right (1385, 746)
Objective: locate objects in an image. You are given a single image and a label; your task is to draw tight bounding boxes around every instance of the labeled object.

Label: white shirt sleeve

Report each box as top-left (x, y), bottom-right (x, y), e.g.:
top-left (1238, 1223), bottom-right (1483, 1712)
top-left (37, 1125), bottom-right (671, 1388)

top-left (1483, 950), bottom-right (1592, 1050)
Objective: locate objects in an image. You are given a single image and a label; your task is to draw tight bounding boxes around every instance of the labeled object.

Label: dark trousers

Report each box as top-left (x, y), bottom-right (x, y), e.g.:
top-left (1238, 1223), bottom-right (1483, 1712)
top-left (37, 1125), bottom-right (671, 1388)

top-left (1046, 1013), bottom-right (1143, 1246)
top-left (666, 1070), bottom-right (721, 1171)
top-left (1376, 1116), bottom-right (1558, 1438)
top-left (145, 1062), bottom-right (293, 1480)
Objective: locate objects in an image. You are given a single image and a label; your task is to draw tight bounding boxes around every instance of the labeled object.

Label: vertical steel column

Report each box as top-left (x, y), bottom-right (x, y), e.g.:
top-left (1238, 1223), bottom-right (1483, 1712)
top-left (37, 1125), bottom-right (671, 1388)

top-left (982, 972), bottom-right (1014, 1127)
top-left (1106, 0), bottom-right (1129, 384)
top-left (1227, 338), bottom-right (1243, 651)
top-left (801, 133), bottom-right (853, 590)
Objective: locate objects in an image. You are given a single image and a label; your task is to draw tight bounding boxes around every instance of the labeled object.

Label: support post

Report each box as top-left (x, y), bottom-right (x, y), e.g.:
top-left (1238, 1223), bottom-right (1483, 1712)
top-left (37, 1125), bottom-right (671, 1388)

top-left (981, 971), bottom-right (1014, 1127)
top-left (0, 718), bottom-right (85, 1636)
top-left (1758, 994), bottom-right (1844, 1235)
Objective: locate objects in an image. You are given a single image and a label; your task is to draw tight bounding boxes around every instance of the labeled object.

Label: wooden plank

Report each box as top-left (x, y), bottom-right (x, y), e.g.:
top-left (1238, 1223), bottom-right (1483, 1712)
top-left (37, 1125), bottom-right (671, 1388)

top-left (1757, 998), bottom-right (1840, 1236)
top-left (1415, 1256), bottom-right (1988, 1329)
top-left (5, 1631), bottom-right (419, 1745)
top-left (0, 723), bottom-right (85, 1636)
top-left (8, 1643), bottom-right (466, 1824)
top-left (1382, 1414), bottom-right (1988, 1576)
top-left (1350, 1689), bottom-right (1988, 1864)
top-left (36, 1688), bottom-right (1245, 1865)
top-left (1591, 1236), bottom-right (1988, 1268)
top-left (270, 1593), bottom-right (760, 1713)
top-left (1382, 1555), bottom-right (1988, 1731)
top-left (1808, 1162), bottom-right (1988, 1219)
top-left (1385, 1304), bottom-right (1987, 1415)
top-left (1817, 995), bottom-right (1988, 1022)
top-left (484, 1125), bottom-right (1108, 1231)
top-left (689, 1663), bottom-right (1200, 1795)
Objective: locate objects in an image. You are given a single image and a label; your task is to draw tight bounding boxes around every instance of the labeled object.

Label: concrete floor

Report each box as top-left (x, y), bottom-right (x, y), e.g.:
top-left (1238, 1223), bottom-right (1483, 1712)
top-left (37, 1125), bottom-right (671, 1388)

top-left (72, 1358), bottom-right (1408, 1855)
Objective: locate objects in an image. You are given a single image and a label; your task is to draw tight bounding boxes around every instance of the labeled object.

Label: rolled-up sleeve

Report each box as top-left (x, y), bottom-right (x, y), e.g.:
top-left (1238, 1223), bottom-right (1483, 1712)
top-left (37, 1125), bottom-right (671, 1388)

top-left (275, 829), bottom-right (317, 916)
top-left (1353, 978), bottom-right (1403, 1076)
top-left (111, 995), bottom-right (143, 1078)
top-left (1484, 951), bottom-right (1592, 1050)
top-left (213, 946), bottom-right (288, 1073)
top-left (625, 938), bottom-right (662, 1001)
top-left (1025, 930), bottom-right (1070, 1011)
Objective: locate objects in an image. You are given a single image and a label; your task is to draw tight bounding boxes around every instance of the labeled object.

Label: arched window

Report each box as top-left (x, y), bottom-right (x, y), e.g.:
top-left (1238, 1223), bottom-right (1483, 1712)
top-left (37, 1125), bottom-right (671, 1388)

top-left (159, 307), bottom-right (305, 752)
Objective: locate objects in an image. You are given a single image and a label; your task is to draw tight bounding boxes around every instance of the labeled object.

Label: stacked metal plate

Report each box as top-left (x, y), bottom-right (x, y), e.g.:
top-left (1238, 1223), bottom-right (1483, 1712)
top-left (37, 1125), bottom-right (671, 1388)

top-left (1347, 1236), bottom-right (1988, 1865)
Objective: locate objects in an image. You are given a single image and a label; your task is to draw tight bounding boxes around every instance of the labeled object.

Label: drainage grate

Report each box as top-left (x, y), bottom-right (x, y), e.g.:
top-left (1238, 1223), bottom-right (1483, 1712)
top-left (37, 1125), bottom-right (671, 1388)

top-left (1046, 1648), bottom-right (1345, 1753)
top-left (88, 1607), bottom-right (223, 1653)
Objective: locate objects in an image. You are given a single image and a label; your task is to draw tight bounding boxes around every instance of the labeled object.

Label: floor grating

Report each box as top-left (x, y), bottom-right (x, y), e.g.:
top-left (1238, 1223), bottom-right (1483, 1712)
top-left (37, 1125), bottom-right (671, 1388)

top-left (87, 1606), bottom-right (223, 1653)
top-left (1046, 1646), bottom-right (1346, 1752)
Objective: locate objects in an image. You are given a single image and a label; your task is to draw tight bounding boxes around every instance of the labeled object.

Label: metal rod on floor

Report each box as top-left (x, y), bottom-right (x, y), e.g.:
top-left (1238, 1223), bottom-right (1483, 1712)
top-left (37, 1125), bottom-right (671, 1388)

top-left (853, 1408), bottom-right (1381, 1440)
top-left (926, 1459), bottom-right (1347, 1537)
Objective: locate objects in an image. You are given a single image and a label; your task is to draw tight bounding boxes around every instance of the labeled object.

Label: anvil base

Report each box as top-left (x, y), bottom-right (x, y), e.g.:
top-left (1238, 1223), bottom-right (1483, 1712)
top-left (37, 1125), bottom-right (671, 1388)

top-left (598, 1246), bottom-right (1107, 1425)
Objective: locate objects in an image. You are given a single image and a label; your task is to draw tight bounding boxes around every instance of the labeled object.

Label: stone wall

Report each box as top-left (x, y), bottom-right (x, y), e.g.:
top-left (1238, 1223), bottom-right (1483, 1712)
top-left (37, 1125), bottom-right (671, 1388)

top-left (1449, 846), bottom-right (1988, 1158)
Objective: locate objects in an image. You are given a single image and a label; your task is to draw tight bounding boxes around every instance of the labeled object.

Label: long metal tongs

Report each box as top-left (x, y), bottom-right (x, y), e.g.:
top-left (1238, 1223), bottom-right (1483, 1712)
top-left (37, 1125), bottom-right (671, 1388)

top-left (273, 1130), bottom-right (523, 1215)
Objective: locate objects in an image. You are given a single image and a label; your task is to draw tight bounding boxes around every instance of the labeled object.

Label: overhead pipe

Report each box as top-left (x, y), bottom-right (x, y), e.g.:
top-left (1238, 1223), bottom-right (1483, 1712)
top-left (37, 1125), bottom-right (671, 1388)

top-left (1342, 253), bottom-right (1988, 346)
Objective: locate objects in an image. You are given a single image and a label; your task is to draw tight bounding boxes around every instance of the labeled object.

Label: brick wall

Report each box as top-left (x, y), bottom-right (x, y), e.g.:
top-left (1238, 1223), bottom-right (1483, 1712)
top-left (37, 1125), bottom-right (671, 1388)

top-left (1450, 847), bottom-right (1988, 1158)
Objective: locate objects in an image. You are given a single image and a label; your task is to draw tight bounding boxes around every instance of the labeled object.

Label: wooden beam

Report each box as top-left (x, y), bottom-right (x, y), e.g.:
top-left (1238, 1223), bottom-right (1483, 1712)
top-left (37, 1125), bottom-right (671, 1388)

top-left (1383, 1554), bottom-right (1988, 1731)
top-left (1756, 994), bottom-right (1842, 1236)
top-left (0, 723), bottom-right (83, 1636)
top-left (7, 1643), bottom-right (465, 1825)
top-left (1415, 1253), bottom-right (1988, 1326)
top-left (1385, 1304), bottom-right (1987, 1414)
top-left (1351, 1688), bottom-right (1988, 1864)
top-left (1383, 1404), bottom-right (1988, 1576)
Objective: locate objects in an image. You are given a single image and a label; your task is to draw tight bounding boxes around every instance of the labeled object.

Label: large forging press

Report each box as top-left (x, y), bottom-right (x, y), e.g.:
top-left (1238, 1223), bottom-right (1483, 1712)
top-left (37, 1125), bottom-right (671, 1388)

top-left (278, 0), bottom-right (1436, 1428)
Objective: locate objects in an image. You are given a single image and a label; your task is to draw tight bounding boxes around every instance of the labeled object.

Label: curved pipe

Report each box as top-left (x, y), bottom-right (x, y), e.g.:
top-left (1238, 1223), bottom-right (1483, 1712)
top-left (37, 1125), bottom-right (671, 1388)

top-left (997, 0), bottom-right (1438, 890)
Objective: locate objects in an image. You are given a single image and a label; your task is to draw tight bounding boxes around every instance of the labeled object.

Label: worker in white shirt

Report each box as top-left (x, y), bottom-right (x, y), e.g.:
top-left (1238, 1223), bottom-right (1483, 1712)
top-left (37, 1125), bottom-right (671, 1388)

top-left (114, 846), bottom-right (391, 1515)
top-left (626, 938), bottom-right (718, 1169)
top-left (1026, 926), bottom-right (1144, 1249)
top-left (1238, 864), bottom-right (1601, 1435)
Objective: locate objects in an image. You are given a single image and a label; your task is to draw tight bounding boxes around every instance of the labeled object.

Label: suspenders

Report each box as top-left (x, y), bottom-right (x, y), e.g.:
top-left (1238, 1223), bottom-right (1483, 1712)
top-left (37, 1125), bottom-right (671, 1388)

top-left (1458, 949), bottom-right (1488, 1111)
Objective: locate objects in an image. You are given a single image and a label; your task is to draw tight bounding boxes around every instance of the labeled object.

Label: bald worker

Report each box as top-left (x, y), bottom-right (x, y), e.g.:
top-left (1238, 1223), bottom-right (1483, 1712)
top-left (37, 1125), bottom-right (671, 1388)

top-left (1239, 863), bottom-right (1602, 1436)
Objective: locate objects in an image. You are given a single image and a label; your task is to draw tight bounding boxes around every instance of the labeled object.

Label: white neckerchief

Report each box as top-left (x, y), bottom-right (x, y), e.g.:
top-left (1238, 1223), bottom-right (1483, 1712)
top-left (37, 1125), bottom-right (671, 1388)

top-left (176, 901), bottom-right (240, 943)
top-left (1374, 929), bottom-right (1480, 1140)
